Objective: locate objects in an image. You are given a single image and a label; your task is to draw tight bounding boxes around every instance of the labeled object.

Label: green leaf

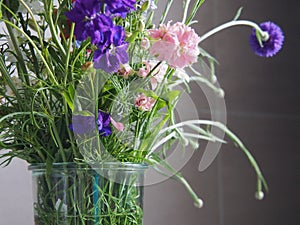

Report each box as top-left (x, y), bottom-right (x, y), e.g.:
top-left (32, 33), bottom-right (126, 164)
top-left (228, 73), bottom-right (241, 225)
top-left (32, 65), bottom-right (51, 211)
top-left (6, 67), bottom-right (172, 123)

top-left (160, 90), bottom-right (180, 103)
top-left (140, 0), bottom-right (149, 13)
top-left (62, 84), bottom-right (75, 111)
top-left (0, 0), bottom-right (3, 19)
top-left (73, 110), bottom-right (94, 117)
top-left (140, 114), bottom-right (170, 152)
top-left (256, 30), bottom-right (264, 48)
top-left (233, 7), bottom-right (243, 21)
top-left (126, 31), bottom-right (139, 43)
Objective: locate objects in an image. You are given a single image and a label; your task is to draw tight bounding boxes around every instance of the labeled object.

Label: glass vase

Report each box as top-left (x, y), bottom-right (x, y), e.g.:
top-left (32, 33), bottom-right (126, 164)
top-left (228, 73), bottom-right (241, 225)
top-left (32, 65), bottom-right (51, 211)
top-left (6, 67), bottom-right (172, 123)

top-left (28, 162), bottom-right (148, 225)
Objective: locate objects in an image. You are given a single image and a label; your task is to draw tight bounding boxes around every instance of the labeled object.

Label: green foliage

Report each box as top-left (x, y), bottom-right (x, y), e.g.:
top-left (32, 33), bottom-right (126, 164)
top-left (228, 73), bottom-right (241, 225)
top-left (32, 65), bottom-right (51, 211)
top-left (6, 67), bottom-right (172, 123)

top-left (0, 0), bottom-right (268, 212)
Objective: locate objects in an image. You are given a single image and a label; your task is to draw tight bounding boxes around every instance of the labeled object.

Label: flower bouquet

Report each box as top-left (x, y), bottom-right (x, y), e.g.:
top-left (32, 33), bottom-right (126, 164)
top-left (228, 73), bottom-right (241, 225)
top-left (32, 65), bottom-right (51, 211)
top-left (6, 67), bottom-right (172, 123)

top-left (0, 0), bottom-right (284, 224)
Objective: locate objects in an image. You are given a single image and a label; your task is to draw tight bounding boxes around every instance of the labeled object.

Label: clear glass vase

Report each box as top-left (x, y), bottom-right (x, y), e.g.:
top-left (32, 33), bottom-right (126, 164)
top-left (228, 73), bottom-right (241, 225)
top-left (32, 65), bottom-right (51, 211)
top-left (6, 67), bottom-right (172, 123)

top-left (29, 162), bottom-right (148, 225)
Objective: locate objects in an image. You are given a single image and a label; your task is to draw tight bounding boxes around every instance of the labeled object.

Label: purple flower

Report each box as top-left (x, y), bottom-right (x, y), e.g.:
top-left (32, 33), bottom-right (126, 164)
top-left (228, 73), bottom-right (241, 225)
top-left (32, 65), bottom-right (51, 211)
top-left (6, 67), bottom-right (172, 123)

top-left (70, 114), bottom-right (96, 135)
top-left (93, 26), bottom-right (129, 73)
top-left (65, 0), bottom-right (114, 45)
top-left (104, 0), bottom-right (137, 18)
top-left (65, 0), bottom-right (130, 72)
top-left (97, 110), bottom-right (112, 136)
top-left (70, 111), bottom-right (112, 137)
top-left (250, 21), bottom-right (284, 57)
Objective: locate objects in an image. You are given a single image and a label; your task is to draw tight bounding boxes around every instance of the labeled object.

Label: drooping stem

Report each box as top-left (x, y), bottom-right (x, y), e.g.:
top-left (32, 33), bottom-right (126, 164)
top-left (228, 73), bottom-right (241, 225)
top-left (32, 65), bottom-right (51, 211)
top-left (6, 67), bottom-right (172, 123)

top-left (199, 20), bottom-right (269, 43)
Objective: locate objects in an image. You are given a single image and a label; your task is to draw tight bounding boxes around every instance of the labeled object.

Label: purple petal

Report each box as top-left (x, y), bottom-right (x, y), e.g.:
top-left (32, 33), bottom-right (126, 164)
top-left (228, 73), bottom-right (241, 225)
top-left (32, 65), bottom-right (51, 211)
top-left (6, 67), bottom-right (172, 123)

top-left (70, 114), bottom-right (96, 135)
top-left (116, 43), bottom-right (129, 64)
top-left (250, 21), bottom-right (284, 57)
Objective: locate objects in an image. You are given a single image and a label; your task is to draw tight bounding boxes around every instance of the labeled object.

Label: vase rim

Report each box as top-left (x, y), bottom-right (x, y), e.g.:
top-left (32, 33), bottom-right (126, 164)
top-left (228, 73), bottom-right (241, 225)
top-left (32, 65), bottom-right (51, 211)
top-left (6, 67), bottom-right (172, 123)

top-left (28, 161), bottom-right (149, 171)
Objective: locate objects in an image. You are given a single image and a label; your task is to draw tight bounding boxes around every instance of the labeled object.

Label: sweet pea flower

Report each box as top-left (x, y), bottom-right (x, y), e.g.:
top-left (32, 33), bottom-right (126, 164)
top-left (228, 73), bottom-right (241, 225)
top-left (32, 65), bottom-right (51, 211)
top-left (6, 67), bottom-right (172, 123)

top-left (111, 118), bottom-right (125, 132)
top-left (104, 0), bottom-right (137, 18)
top-left (149, 22), bottom-right (201, 68)
top-left (97, 110), bottom-right (112, 136)
top-left (135, 93), bottom-right (156, 111)
top-left (70, 114), bottom-right (96, 135)
top-left (70, 110), bottom-right (112, 136)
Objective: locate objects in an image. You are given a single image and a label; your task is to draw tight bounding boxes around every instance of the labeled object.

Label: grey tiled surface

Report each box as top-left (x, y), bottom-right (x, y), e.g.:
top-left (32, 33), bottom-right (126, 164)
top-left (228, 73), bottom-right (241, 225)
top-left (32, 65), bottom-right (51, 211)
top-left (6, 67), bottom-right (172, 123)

top-left (144, 0), bottom-right (300, 225)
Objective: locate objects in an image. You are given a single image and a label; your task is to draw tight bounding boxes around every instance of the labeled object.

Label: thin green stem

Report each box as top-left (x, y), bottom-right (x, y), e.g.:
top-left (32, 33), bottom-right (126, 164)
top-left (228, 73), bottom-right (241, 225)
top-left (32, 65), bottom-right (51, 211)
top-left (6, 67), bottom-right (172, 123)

top-left (0, 57), bottom-right (23, 101)
top-left (4, 19), bottom-right (29, 81)
top-left (45, 0), bottom-right (66, 57)
top-left (182, 0), bottom-right (191, 24)
top-left (199, 20), bottom-right (269, 43)
top-left (160, 0), bottom-right (174, 24)
top-left (19, 0), bottom-right (44, 48)
top-left (1, 19), bottom-right (58, 85)
top-left (64, 23), bottom-right (75, 85)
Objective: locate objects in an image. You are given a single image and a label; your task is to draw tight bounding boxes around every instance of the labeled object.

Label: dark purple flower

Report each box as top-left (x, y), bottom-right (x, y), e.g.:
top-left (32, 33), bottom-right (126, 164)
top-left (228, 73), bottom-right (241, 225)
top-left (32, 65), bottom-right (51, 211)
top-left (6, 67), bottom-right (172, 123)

top-left (93, 26), bottom-right (129, 73)
top-left (65, 0), bottom-right (113, 45)
top-left (250, 21), bottom-right (284, 57)
top-left (103, 0), bottom-right (137, 18)
top-left (65, 0), bottom-right (130, 72)
top-left (70, 114), bottom-right (96, 135)
top-left (97, 110), bottom-right (112, 136)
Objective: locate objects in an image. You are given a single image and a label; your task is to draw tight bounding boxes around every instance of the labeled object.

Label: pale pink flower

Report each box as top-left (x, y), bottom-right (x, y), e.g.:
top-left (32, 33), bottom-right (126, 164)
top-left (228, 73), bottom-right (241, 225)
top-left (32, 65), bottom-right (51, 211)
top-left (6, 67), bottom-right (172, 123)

top-left (137, 60), bottom-right (168, 89)
top-left (134, 93), bottom-right (156, 111)
top-left (149, 22), bottom-right (201, 68)
top-left (118, 64), bottom-right (134, 79)
top-left (149, 61), bottom-right (168, 89)
top-left (137, 61), bottom-right (151, 78)
top-left (141, 37), bottom-right (151, 49)
top-left (111, 118), bottom-right (124, 132)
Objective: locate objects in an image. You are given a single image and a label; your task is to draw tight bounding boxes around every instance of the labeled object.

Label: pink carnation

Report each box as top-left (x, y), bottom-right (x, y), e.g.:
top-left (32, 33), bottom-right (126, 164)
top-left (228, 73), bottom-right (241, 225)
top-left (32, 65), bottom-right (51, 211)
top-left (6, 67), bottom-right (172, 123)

top-left (149, 22), bottom-right (201, 68)
top-left (134, 93), bottom-right (156, 111)
top-left (137, 60), bottom-right (168, 89)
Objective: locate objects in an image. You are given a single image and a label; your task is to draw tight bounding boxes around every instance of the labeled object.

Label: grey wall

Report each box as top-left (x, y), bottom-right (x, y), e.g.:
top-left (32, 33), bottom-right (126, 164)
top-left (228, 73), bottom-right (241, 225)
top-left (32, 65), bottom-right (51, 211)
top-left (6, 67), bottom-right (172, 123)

top-left (0, 0), bottom-right (299, 225)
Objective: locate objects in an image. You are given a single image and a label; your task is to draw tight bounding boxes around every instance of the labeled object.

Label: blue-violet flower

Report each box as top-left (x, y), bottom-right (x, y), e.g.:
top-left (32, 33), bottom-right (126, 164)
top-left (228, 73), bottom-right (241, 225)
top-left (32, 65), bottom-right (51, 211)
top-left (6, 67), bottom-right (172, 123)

top-left (70, 114), bottom-right (96, 135)
top-left (65, 0), bottom-right (115, 47)
top-left (70, 110), bottom-right (112, 136)
top-left (93, 26), bottom-right (129, 73)
top-left (250, 21), bottom-right (284, 57)
top-left (104, 0), bottom-right (137, 18)
top-left (97, 110), bottom-right (112, 136)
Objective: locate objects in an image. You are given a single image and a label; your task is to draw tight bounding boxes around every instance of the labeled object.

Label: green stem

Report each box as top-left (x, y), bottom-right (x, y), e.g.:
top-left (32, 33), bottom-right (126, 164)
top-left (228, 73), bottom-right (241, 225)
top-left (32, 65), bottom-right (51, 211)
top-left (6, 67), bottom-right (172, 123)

top-left (4, 18), bottom-right (29, 82)
top-left (1, 19), bottom-right (58, 85)
top-left (185, 0), bottom-right (205, 25)
top-left (182, 0), bottom-right (191, 24)
top-left (64, 23), bottom-right (75, 85)
top-left (159, 0), bottom-right (174, 24)
top-left (199, 20), bottom-right (269, 43)
top-left (19, 0), bottom-right (44, 49)
top-left (45, 0), bottom-right (66, 57)
top-left (0, 57), bottom-right (22, 101)
top-left (63, 99), bottom-right (78, 158)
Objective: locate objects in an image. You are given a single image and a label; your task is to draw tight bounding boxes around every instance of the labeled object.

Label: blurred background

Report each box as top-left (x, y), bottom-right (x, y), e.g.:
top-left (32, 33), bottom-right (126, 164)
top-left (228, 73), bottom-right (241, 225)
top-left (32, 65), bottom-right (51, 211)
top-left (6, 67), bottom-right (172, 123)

top-left (0, 0), bottom-right (299, 225)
